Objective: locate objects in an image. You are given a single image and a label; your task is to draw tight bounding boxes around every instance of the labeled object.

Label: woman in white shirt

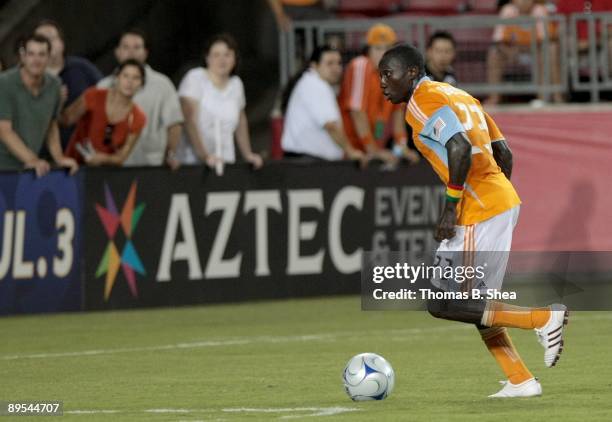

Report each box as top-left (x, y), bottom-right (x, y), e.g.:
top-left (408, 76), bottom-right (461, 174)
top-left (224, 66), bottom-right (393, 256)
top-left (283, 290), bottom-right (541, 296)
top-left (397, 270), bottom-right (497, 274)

top-left (281, 45), bottom-right (363, 161)
top-left (178, 34), bottom-right (263, 169)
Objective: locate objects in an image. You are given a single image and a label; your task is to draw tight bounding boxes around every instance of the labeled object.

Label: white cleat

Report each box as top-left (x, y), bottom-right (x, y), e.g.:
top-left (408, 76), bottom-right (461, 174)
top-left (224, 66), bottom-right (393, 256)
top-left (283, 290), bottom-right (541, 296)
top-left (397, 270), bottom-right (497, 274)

top-left (488, 378), bottom-right (542, 398)
top-left (535, 304), bottom-right (569, 368)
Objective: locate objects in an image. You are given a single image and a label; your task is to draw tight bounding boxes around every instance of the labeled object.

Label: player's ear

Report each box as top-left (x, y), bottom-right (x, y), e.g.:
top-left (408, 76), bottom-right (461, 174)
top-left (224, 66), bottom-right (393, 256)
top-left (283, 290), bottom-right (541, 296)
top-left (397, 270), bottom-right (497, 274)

top-left (407, 66), bottom-right (418, 79)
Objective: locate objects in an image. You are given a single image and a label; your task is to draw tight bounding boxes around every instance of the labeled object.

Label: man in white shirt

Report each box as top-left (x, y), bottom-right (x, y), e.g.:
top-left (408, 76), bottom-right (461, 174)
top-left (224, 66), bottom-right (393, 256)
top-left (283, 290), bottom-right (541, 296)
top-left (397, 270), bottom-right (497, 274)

top-left (281, 45), bottom-right (363, 162)
top-left (98, 29), bottom-right (183, 168)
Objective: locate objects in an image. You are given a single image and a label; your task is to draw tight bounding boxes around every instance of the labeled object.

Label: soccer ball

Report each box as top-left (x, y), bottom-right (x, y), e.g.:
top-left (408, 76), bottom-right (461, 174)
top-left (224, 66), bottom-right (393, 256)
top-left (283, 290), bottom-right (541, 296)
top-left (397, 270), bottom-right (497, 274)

top-left (342, 353), bottom-right (395, 401)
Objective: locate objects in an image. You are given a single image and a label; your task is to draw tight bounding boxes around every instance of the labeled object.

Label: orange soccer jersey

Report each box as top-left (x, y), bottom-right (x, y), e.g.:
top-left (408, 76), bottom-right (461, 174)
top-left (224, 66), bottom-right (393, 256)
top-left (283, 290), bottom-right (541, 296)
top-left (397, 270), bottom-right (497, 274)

top-left (405, 77), bottom-right (521, 225)
top-left (338, 55), bottom-right (401, 150)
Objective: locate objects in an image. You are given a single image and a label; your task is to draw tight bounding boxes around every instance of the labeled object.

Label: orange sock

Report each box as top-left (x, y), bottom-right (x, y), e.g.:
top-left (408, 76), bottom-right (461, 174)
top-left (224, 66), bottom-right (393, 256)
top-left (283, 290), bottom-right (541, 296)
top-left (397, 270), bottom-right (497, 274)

top-left (479, 327), bottom-right (533, 385)
top-left (481, 301), bottom-right (551, 329)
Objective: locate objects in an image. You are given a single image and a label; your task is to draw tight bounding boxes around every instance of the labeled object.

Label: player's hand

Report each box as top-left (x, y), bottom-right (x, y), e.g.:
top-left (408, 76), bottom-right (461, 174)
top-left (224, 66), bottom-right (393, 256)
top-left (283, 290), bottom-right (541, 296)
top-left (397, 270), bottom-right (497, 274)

top-left (25, 158), bottom-right (51, 178)
top-left (56, 156), bottom-right (79, 175)
top-left (435, 203), bottom-right (458, 242)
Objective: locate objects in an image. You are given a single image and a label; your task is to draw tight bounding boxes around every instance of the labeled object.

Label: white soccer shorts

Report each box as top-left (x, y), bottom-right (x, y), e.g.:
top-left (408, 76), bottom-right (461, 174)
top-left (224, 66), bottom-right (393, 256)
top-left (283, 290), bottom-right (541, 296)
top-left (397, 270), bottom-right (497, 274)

top-left (431, 205), bottom-right (520, 292)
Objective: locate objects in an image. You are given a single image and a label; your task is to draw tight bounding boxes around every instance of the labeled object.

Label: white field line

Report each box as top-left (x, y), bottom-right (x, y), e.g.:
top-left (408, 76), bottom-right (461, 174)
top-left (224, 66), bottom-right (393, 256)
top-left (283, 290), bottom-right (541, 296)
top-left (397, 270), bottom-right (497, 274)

top-left (63, 407), bottom-right (358, 418)
top-left (1, 313), bottom-right (608, 362)
top-left (64, 410), bottom-right (119, 414)
top-left (0, 325), bottom-right (467, 361)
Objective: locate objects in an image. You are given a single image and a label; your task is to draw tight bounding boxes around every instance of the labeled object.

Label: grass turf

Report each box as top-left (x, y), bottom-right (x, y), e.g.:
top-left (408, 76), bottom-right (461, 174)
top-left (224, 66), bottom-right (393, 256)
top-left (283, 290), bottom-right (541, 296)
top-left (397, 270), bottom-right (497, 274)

top-left (1, 296), bottom-right (610, 421)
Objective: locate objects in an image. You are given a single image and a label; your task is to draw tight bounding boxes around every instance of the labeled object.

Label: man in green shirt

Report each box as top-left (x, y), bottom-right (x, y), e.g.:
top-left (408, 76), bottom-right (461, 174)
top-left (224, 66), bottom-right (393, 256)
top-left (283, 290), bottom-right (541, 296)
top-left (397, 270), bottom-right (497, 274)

top-left (0, 33), bottom-right (77, 176)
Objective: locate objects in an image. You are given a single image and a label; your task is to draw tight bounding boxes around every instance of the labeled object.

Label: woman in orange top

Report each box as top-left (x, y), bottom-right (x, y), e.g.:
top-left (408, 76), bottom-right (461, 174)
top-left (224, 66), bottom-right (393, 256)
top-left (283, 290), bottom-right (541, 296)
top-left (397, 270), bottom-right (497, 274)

top-left (62, 59), bottom-right (146, 166)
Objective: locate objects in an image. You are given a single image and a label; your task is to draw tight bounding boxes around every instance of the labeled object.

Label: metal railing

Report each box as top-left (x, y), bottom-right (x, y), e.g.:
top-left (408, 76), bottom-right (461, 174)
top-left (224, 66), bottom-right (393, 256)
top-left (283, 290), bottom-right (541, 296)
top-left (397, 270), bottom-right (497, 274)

top-left (278, 12), bottom-right (612, 102)
top-left (569, 12), bottom-right (612, 101)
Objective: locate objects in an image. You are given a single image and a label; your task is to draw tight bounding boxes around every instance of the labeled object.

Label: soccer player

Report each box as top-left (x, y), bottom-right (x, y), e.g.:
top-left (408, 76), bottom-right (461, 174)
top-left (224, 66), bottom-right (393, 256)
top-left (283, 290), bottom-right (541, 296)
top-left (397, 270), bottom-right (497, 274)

top-left (378, 44), bottom-right (568, 398)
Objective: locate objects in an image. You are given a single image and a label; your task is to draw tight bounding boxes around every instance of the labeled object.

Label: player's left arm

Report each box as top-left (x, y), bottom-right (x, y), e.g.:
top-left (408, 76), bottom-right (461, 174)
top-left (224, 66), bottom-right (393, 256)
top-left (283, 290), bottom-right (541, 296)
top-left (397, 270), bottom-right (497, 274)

top-left (483, 111), bottom-right (513, 179)
top-left (491, 140), bottom-right (513, 180)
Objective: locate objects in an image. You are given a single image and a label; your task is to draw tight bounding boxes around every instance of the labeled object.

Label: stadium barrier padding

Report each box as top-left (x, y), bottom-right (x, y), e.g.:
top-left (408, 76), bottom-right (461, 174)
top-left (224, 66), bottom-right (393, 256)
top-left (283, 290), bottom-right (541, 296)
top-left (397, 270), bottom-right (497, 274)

top-left (1, 130), bottom-right (609, 315)
top-left (0, 162), bottom-right (443, 314)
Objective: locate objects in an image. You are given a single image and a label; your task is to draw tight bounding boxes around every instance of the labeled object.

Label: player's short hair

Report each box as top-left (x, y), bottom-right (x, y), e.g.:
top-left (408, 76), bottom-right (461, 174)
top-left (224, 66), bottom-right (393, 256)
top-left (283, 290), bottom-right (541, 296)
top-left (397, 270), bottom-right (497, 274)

top-left (119, 28), bottom-right (148, 50)
top-left (20, 33), bottom-right (52, 54)
top-left (427, 30), bottom-right (456, 49)
top-left (115, 58), bottom-right (146, 86)
top-left (380, 44), bottom-right (425, 74)
top-left (203, 33), bottom-right (240, 75)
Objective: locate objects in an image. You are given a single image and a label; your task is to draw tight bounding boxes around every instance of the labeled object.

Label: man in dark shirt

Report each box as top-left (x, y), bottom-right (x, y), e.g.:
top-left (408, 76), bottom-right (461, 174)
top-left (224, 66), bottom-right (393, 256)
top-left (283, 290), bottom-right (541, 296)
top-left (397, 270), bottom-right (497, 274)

top-left (425, 30), bottom-right (458, 86)
top-left (34, 20), bottom-right (102, 149)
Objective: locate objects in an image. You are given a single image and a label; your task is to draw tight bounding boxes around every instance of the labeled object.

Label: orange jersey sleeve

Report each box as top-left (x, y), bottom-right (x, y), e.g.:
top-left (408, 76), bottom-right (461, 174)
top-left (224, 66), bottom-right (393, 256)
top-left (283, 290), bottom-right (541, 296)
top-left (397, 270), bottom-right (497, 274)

top-left (406, 77), bottom-right (521, 225)
top-left (484, 112), bottom-right (505, 142)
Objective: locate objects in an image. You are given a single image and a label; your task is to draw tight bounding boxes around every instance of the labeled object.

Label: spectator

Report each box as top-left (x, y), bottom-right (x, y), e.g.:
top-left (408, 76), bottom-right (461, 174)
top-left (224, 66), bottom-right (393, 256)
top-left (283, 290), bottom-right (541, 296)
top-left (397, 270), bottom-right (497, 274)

top-left (98, 29), bottom-right (183, 169)
top-left (556, 0), bottom-right (612, 80)
top-left (34, 20), bottom-right (103, 149)
top-left (0, 34), bottom-right (77, 177)
top-left (281, 45), bottom-right (364, 161)
top-left (338, 24), bottom-right (419, 165)
top-left (426, 31), bottom-right (458, 85)
top-left (486, 0), bottom-right (562, 104)
top-left (62, 59), bottom-right (146, 166)
top-left (177, 34), bottom-right (263, 169)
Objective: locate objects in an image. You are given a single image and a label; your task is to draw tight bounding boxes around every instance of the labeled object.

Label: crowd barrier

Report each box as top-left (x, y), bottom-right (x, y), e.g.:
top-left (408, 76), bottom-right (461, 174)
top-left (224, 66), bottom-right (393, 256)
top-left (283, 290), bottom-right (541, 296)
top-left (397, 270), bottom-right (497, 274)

top-left (0, 162), bottom-right (443, 315)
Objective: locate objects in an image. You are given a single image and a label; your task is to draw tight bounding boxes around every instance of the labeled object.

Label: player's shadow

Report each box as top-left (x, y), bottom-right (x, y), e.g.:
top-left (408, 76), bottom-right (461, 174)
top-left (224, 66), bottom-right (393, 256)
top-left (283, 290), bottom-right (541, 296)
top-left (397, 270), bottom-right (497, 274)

top-left (546, 180), bottom-right (595, 250)
top-left (538, 180), bottom-right (598, 305)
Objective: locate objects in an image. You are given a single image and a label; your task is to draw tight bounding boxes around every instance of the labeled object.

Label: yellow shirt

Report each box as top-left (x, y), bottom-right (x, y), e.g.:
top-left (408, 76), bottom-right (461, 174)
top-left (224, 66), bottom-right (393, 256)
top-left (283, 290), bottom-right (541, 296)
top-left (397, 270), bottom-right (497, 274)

top-left (405, 77), bottom-right (521, 226)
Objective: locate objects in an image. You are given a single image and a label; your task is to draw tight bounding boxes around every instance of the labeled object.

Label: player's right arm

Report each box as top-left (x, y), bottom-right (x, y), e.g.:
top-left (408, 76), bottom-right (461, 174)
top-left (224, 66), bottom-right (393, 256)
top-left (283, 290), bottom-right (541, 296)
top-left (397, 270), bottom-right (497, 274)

top-left (406, 90), bottom-right (470, 241)
top-left (437, 133), bottom-right (472, 241)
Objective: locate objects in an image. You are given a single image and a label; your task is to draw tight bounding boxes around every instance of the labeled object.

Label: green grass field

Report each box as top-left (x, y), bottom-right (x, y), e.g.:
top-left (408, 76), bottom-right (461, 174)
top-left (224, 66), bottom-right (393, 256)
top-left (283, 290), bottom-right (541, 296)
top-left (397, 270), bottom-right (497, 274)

top-left (1, 296), bottom-right (611, 421)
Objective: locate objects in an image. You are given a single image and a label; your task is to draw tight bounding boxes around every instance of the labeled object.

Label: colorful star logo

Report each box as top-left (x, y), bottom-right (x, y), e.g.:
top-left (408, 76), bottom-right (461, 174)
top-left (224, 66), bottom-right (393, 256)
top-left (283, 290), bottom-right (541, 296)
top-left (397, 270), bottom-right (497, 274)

top-left (95, 181), bottom-right (146, 301)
